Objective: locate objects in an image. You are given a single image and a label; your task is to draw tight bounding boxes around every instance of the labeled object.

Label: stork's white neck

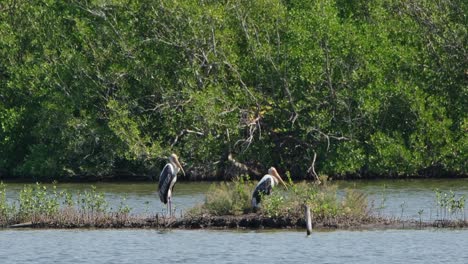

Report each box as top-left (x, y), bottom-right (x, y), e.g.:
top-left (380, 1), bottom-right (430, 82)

top-left (170, 161), bottom-right (180, 174)
top-left (271, 176), bottom-right (278, 185)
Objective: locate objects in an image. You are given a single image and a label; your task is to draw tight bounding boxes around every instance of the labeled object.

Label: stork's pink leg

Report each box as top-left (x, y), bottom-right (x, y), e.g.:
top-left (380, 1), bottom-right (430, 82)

top-left (168, 197), bottom-right (172, 217)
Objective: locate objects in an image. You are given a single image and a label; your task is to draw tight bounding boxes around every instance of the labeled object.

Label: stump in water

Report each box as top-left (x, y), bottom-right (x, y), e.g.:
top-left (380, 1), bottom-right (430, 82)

top-left (305, 205), bottom-right (312, 235)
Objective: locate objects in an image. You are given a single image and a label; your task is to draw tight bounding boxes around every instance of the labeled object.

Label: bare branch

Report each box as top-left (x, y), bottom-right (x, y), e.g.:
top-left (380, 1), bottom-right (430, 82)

top-left (227, 153), bottom-right (261, 176)
top-left (171, 129), bottom-right (204, 147)
top-left (307, 151), bottom-right (321, 184)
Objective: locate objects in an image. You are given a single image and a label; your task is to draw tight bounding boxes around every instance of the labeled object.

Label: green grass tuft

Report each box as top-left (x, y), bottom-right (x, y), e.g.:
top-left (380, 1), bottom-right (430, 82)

top-left (201, 175), bottom-right (254, 216)
top-left (190, 177), bottom-right (371, 221)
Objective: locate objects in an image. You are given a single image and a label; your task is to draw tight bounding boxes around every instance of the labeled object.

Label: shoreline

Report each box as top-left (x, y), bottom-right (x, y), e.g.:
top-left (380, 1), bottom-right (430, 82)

top-left (4, 214), bottom-right (468, 231)
top-left (1, 175), bottom-right (467, 184)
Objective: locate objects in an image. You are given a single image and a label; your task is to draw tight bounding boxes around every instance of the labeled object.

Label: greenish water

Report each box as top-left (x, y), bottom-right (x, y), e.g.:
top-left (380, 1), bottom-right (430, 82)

top-left (3, 178), bottom-right (467, 220)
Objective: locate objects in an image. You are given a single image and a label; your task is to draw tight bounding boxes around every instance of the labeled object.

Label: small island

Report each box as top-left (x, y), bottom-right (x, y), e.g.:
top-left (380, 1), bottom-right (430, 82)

top-left (2, 179), bottom-right (466, 231)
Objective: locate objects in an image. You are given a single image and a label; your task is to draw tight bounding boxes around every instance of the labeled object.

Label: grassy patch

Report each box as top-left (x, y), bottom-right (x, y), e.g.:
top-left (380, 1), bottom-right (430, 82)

top-left (260, 182), bottom-right (370, 221)
top-left (188, 176), bottom-right (255, 216)
top-left (188, 176), bottom-right (371, 222)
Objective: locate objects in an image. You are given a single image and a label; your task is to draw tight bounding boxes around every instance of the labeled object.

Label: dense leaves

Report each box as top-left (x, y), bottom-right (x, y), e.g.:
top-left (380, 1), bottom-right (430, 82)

top-left (0, 0), bottom-right (466, 180)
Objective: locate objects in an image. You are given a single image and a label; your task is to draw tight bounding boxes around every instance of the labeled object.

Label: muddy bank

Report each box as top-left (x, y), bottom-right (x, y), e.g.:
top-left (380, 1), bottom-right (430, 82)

top-left (174, 214), bottom-right (381, 229)
top-left (164, 214), bottom-right (468, 230)
top-left (5, 214), bottom-right (468, 230)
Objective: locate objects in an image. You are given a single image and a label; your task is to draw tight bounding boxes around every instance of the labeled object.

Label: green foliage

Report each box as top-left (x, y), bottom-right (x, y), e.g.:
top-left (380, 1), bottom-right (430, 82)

top-left (435, 189), bottom-right (466, 220)
top-left (76, 186), bottom-right (108, 214)
top-left (18, 183), bottom-right (61, 219)
top-left (259, 182), bottom-right (369, 219)
top-left (15, 183), bottom-right (110, 220)
top-left (0, 182), bottom-right (15, 223)
top-left (0, 0), bottom-right (465, 179)
top-left (203, 175), bottom-right (254, 215)
top-left (197, 177), bottom-right (370, 220)
top-left (261, 192), bottom-right (287, 218)
top-left (117, 196), bottom-right (132, 215)
top-left (0, 183), bottom-right (134, 226)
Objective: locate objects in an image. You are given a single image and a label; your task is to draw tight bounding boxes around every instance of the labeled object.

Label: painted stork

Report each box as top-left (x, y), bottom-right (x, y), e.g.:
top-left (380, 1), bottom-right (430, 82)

top-left (251, 167), bottom-right (287, 208)
top-left (159, 153), bottom-right (185, 216)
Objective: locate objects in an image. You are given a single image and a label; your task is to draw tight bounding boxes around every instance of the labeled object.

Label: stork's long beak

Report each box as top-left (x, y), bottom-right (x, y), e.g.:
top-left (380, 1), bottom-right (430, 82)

top-left (174, 157), bottom-right (185, 176)
top-left (273, 171), bottom-right (288, 189)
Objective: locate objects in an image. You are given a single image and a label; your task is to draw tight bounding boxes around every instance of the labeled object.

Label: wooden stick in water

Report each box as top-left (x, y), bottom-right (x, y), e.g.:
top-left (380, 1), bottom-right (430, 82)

top-left (305, 205), bottom-right (312, 235)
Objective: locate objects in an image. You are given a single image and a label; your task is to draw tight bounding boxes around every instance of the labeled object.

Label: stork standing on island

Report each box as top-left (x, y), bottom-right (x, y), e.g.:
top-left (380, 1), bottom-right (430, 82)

top-left (251, 167), bottom-right (287, 208)
top-left (159, 153), bottom-right (185, 216)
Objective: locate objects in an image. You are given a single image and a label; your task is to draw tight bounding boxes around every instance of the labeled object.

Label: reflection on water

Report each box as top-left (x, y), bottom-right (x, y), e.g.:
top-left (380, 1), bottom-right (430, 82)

top-left (3, 179), bottom-right (468, 219)
top-left (0, 229), bottom-right (467, 264)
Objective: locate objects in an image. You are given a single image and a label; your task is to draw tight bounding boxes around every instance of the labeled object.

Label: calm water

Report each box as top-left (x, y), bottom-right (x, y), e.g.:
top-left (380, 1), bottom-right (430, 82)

top-left (3, 178), bottom-right (468, 220)
top-left (1, 229), bottom-right (467, 264)
top-left (2, 179), bottom-right (468, 263)
top-left (336, 179), bottom-right (468, 220)
top-left (3, 182), bottom-right (208, 216)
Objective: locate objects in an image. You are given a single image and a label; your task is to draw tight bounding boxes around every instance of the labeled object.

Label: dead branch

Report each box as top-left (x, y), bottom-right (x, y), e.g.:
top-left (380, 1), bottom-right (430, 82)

top-left (307, 151), bottom-right (321, 184)
top-left (227, 153), bottom-right (261, 176)
top-left (171, 129), bottom-right (204, 147)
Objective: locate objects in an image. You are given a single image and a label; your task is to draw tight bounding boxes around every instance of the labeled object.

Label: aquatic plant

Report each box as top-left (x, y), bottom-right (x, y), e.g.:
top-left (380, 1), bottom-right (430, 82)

top-left (0, 182), bottom-right (15, 223)
top-left (418, 209), bottom-right (424, 226)
top-left (0, 183), bottom-right (136, 227)
top-left (375, 184), bottom-right (388, 216)
top-left (399, 201), bottom-right (407, 219)
top-left (435, 189), bottom-right (466, 221)
top-left (76, 186), bottom-right (108, 214)
top-left (117, 196), bottom-right (132, 215)
top-left (18, 183), bottom-right (62, 220)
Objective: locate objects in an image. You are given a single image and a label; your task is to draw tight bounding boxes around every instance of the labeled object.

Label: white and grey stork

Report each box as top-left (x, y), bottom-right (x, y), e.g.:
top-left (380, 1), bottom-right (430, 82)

top-left (251, 167), bottom-right (287, 208)
top-left (158, 153), bottom-right (185, 216)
